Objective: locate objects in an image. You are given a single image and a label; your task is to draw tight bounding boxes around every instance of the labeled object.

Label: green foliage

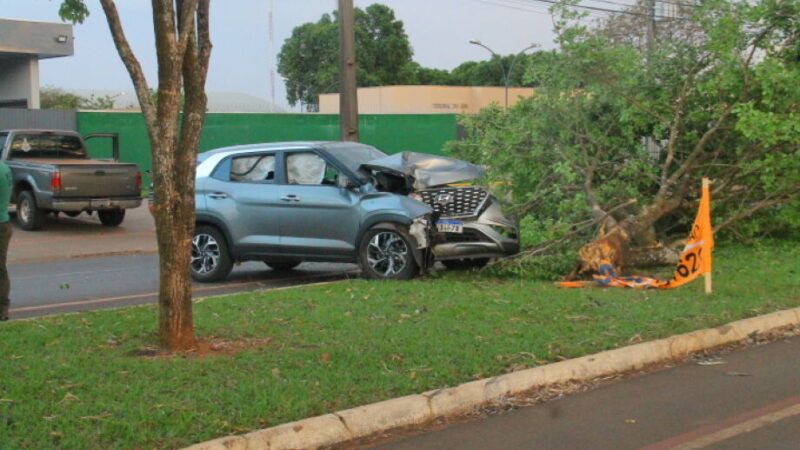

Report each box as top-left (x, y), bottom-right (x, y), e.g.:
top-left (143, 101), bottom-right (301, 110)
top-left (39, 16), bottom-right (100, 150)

top-left (39, 87), bottom-right (116, 110)
top-left (448, 0), bottom-right (800, 274)
top-left (277, 4), bottom-right (415, 110)
top-left (57, 0), bottom-right (89, 24)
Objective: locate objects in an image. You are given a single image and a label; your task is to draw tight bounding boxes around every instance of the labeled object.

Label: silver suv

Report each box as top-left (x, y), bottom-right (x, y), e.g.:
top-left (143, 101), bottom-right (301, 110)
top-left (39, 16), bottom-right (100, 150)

top-left (190, 142), bottom-right (519, 282)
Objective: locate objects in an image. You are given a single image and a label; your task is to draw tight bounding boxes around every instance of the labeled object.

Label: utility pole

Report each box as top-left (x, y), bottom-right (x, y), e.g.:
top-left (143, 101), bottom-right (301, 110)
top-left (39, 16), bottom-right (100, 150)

top-left (645, 0), bottom-right (656, 58)
top-left (338, 0), bottom-right (359, 141)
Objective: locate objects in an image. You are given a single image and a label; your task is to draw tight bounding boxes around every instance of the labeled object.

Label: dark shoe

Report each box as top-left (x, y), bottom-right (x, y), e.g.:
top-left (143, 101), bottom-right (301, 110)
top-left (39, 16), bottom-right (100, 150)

top-left (0, 300), bottom-right (8, 321)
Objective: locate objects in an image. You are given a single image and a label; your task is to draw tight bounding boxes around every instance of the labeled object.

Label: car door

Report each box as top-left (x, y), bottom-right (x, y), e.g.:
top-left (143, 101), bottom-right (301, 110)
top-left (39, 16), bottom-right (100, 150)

top-left (200, 151), bottom-right (282, 257)
top-left (277, 150), bottom-right (361, 259)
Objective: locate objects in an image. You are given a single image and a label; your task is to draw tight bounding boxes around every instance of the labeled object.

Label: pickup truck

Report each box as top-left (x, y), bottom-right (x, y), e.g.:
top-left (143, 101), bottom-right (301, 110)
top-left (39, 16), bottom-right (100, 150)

top-left (0, 129), bottom-right (142, 230)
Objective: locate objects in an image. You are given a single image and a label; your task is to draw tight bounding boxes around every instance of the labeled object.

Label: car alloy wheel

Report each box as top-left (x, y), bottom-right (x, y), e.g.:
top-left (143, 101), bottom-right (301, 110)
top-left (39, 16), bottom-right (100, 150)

top-left (191, 232), bottom-right (221, 275)
top-left (366, 231), bottom-right (410, 278)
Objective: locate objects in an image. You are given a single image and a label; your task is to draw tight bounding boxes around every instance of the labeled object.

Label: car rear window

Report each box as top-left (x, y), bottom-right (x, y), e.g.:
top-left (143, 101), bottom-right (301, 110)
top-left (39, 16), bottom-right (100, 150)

top-left (9, 134), bottom-right (87, 159)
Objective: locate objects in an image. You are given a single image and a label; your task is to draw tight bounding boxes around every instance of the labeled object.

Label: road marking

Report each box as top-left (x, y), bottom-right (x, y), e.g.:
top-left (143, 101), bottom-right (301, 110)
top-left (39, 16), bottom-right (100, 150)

top-left (642, 396), bottom-right (800, 449)
top-left (10, 271), bottom-right (356, 314)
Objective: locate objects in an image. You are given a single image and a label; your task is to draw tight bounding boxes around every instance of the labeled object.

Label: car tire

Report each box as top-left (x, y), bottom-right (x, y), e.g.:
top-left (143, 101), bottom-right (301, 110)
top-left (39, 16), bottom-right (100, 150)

top-left (358, 225), bottom-right (419, 280)
top-left (16, 190), bottom-right (45, 231)
top-left (98, 209), bottom-right (125, 227)
top-left (191, 225), bottom-right (234, 282)
top-left (441, 258), bottom-right (490, 270)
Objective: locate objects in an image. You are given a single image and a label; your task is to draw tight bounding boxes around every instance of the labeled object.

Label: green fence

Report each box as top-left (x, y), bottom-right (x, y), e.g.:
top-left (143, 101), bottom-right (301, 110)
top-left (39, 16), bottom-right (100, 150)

top-left (77, 112), bottom-right (457, 172)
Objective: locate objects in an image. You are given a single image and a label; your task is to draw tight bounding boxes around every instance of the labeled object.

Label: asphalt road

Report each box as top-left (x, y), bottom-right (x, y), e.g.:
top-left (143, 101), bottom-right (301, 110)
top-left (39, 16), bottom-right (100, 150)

top-left (8, 254), bottom-right (358, 319)
top-left (373, 334), bottom-right (800, 450)
top-left (5, 206), bottom-right (358, 320)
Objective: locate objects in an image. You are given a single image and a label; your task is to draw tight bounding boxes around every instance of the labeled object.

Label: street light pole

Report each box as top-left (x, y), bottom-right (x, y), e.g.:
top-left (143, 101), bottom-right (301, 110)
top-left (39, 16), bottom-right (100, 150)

top-left (469, 40), bottom-right (538, 109)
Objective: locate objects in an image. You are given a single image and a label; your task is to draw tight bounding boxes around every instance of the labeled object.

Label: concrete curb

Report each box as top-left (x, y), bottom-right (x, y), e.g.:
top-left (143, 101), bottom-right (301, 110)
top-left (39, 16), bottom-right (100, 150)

top-left (186, 306), bottom-right (800, 450)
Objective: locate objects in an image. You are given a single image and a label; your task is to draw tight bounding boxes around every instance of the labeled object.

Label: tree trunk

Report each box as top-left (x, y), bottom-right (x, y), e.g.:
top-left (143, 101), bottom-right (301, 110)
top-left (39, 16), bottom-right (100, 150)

top-left (99, 0), bottom-right (209, 352)
top-left (567, 197), bottom-right (682, 279)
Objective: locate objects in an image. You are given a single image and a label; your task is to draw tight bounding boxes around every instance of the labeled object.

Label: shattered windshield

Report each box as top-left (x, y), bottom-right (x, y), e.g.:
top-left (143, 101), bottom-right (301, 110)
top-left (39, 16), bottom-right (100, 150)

top-left (325, 144), bottom-right (387, 181)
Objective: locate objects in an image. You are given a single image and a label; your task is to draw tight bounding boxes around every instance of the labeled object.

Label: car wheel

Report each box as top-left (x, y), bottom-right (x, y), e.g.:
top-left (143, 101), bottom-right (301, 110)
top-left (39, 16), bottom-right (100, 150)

top-left (441, 258), bottom-right (490, 270)
top-left (64, 211), bottom-right (81, 218)
top-left (16, 190), bottom-right (45, 231)
top-left (191, 225), bottom-right (234, 282)
top-left (98, 209), bottom-right (126, 227)
top-left (264, 260), bottom-right (301, 271)
top-left (358, 226), bottom-right (419, 280)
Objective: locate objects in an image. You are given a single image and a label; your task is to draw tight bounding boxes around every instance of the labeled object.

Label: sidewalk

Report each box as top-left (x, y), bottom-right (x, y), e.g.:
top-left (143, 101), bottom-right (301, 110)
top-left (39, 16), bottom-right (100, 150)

top-left (8, 205), bottom-right (158, 265)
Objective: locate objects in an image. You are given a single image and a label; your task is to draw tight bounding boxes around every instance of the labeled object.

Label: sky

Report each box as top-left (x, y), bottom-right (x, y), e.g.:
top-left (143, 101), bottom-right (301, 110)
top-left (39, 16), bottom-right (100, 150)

top-left (0, 0), bottom-right (563, 111)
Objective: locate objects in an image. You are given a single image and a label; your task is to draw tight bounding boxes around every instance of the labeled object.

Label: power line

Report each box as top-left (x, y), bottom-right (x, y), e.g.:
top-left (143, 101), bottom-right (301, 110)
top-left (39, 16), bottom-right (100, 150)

top-left (524, 0), bottom-right (690, 20)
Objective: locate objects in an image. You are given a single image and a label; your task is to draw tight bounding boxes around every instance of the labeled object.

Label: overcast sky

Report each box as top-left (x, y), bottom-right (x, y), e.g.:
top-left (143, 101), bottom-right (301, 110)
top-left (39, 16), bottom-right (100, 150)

top-left (1, 0), bottom-right (563, 110)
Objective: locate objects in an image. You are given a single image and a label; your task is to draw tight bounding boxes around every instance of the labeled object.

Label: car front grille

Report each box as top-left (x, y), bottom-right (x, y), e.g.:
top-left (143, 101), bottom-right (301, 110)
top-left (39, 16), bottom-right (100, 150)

top-left (418, 186), bottom-right (489, 218)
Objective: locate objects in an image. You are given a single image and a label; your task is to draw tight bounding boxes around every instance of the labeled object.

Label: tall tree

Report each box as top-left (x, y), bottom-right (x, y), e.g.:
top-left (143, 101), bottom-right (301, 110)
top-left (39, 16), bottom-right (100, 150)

top-left (448, 0), bottom-right (800, 277)
top-left (40, 86), bottom-right (116, 110)
top-left (60, 0), bottom-right (211, 351)
top-left (278, 3), bottom-right (414, 110)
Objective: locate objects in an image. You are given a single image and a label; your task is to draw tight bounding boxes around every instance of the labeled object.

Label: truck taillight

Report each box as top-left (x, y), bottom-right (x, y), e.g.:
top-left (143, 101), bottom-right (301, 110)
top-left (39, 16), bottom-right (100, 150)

top-left (136, 171), bottom-right (142, 190)
top-left (51, 171), bottom-right (62, 192)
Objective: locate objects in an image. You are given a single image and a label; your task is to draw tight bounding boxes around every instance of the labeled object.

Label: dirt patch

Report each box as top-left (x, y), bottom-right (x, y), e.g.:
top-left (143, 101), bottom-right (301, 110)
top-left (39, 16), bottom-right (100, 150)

top-left (132, 336), bottom-right (273, 359)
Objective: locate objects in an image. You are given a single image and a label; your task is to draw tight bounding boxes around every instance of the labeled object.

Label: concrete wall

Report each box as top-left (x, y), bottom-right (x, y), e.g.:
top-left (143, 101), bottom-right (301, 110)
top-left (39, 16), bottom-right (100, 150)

top-left (319, 85), bottom-right (535, 114)
top-left (77, 111), bottom-right (458, 171)
top-left (0, 56), bottom-right (39, 108)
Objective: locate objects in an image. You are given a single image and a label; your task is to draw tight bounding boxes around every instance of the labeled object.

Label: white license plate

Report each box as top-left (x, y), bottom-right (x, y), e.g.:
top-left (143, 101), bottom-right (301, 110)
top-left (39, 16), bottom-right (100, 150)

top-left (91, 199), bottom-right (112, 208)
top-left (436, 220), bottom-right (463, 233)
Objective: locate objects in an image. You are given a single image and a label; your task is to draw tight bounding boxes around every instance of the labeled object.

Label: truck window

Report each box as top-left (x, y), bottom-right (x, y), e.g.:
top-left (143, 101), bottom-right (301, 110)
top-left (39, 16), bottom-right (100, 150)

top-left (9, 134), bottom-right (87, 159)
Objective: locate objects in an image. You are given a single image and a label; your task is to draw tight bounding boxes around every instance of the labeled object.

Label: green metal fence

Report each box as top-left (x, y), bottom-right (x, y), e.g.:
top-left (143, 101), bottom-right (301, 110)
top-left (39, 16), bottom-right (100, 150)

top-left (77, 111), bottom-right (457, 172)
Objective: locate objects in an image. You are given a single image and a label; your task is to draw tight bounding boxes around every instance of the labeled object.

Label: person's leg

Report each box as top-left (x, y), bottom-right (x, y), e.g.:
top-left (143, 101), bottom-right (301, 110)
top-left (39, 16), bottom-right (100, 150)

top-left (0, 222), bottom-right (12, 321)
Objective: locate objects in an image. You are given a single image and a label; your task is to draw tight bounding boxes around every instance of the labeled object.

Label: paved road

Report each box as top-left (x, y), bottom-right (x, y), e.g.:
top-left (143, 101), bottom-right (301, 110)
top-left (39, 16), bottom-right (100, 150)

top-left (375, 334), bottom-right (800, 450)
top-left (8, 254), bottom-right (357, 319)
top-left (6, 206), bottom-right (357, 319)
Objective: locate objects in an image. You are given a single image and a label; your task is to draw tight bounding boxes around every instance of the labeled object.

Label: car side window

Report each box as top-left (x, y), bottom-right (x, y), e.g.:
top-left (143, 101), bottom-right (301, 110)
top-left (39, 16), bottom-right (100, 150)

top-left (286, 152), bottom-right (339, 185)
top-left (229, 154), bottom-right (276, 183)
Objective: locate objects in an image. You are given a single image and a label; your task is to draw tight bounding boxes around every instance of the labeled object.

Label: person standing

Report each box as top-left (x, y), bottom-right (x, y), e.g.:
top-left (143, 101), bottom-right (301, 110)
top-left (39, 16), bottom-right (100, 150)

top-left (0, 159), bottom-right (11, 321)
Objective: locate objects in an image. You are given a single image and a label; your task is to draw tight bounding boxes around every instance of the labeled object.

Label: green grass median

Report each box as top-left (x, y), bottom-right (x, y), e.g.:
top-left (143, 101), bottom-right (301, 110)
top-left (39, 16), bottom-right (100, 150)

top-left (1, 242), bottom-right (798, 449)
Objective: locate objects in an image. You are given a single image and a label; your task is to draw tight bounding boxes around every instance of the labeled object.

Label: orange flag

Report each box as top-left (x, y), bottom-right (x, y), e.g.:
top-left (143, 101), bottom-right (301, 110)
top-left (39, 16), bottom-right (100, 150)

top-left (557, 180), bottom-right (714, 290)
top-left (659, 179), bottom-right (714, 289)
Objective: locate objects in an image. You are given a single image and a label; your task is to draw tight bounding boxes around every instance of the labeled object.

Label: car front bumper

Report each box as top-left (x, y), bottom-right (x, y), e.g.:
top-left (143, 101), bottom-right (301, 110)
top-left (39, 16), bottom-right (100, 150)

top-left (431, 201), bottom-right (519, 260)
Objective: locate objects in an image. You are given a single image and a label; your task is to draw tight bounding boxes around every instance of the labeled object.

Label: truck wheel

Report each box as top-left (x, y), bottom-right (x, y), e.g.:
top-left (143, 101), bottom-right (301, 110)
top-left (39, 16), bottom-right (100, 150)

top-left (358, 225), bottom-right (419, 280)
top-left (191, 225), bottom-right (233, 282)
top-left (98, 209), bottom-right (125, 227)
top-left (16, 191), bottom-right (45, 231)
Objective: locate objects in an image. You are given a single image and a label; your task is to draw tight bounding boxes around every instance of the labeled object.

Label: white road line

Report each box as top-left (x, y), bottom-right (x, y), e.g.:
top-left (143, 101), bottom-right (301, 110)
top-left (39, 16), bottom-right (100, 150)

top-left (10, 272), bottom-right (355, 313)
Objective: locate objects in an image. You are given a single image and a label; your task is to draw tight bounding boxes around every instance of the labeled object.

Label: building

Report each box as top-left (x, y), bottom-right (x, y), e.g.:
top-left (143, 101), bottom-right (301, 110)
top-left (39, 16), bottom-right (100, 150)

top-left (0, 18), bottom-right (74, 108)
top-left (318, 85), bottom-right (535, 114)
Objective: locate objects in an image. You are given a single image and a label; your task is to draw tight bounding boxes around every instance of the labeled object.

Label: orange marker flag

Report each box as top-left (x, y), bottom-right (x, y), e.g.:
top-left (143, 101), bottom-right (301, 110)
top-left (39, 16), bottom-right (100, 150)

top-left (660, 178), bottom-right (714, 290)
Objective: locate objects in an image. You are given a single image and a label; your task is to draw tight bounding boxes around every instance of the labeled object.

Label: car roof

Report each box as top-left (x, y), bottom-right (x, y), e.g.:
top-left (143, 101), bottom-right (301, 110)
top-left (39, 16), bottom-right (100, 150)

top-left (197, 141), bottom-right (378, 160)
top-left (0, 129), bottom-right (81, 135)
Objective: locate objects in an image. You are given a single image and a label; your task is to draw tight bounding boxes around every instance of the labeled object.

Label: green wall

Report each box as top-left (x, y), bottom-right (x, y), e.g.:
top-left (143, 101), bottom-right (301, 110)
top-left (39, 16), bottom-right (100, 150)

top-left (78, 112), bottom-right (457, 172)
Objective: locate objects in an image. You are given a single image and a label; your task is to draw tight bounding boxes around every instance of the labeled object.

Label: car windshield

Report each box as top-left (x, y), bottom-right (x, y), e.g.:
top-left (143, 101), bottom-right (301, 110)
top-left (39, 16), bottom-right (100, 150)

top-left (325, 144), bottom-right (387, 181)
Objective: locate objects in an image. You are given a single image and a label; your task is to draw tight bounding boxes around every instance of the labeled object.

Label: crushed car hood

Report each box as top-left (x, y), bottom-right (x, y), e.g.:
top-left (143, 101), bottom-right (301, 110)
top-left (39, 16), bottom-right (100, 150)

top-left (360, 152), bottom-right (485, 190)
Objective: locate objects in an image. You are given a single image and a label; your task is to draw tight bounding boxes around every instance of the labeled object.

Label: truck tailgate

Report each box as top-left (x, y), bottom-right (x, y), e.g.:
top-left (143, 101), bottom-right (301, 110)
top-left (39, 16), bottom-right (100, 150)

top-left (57, 163), bottom-right (140, 198)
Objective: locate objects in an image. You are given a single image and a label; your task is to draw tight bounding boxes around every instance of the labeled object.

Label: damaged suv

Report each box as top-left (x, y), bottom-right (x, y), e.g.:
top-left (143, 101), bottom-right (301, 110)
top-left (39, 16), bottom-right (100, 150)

top-left (191, 141), bottom-right (519, 282)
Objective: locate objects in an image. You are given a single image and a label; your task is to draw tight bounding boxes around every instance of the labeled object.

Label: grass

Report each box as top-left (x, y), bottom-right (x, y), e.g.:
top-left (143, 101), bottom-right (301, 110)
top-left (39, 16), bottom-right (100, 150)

top-left (1, 242), bottom-right (798, 449)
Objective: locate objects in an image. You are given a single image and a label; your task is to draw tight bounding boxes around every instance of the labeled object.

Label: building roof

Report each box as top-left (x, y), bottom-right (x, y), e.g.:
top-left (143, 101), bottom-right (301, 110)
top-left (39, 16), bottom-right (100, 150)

top-left (0, 18), bottom-right (73, 59)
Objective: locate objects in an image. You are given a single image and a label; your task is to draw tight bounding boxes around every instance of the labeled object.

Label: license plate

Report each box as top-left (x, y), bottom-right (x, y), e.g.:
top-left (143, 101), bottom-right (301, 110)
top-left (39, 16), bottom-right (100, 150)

top-left (436, 220), bottom-right (463, 233)
top-left (91, 199), bottom-right (112, 208)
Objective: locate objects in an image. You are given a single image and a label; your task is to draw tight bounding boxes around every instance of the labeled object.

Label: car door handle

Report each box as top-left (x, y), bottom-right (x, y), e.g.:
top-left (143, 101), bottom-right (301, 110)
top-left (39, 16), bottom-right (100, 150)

top-left (208, 192), bottom-right (228, 199)
top-left (281, 195), bottom-right (301, 202)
